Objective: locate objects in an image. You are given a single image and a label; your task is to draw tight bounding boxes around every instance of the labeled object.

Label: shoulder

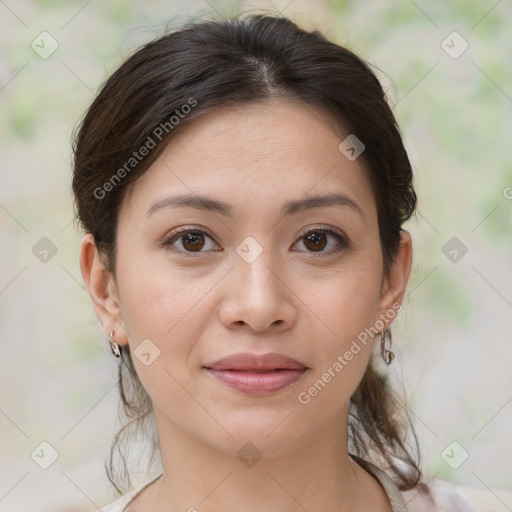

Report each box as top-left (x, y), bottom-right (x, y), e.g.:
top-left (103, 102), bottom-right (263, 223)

top-left (95, 485), bottom-right (145, 512)
top-left (96, 494), bottom-right (130, 512)
top-left (95, 474), bottom-right (162, 512)
top-left (403, 480), bottom-right (476, 512)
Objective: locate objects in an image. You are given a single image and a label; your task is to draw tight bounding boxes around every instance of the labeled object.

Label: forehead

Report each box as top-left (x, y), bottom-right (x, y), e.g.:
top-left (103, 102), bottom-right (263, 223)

top-left (120, 99), bottom-right (377, 223)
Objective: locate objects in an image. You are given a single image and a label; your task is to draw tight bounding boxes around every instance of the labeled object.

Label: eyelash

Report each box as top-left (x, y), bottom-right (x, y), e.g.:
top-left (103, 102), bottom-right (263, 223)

top-left (161, 225), bottom-right (349, 257)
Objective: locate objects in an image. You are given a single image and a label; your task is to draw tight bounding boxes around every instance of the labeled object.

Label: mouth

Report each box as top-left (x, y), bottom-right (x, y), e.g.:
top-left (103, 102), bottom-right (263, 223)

top-left (203, 351), bottom-right (308, 395)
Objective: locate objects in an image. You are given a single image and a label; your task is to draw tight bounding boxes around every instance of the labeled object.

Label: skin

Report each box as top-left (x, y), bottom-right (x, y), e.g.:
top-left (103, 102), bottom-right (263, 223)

top-left (80, 98), bottom-right (412, 512)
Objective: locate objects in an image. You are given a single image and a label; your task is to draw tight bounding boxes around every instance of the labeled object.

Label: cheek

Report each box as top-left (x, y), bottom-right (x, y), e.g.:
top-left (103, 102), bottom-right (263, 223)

top-left (117, 248), bottom-right (203, 337)
top-left (298, 254), bottom-right (382, 394)
top-left (306, 257), bottom-right (383, 342)
top-left (117, 263), bottom-right (210, 416)
top-left (295, 283), bottom-right (379, 418)
top-left (114, 255), bottom-right (205, 395)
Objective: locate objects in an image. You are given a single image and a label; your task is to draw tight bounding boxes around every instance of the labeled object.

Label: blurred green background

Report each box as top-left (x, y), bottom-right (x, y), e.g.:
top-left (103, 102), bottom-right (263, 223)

top-left (0, 0), bottom-right (511, 510)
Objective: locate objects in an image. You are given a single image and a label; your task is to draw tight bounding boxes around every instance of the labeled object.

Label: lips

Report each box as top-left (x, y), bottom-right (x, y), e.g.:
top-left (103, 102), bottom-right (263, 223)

top-left (204, 352), bottom-right (307, 371)
top-left (203, 352), bottom-right (308, 395)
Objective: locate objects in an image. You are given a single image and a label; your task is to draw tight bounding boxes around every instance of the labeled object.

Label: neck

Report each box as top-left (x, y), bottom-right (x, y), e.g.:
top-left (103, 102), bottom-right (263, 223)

top-left (145, 404), bottom-right (391, 512)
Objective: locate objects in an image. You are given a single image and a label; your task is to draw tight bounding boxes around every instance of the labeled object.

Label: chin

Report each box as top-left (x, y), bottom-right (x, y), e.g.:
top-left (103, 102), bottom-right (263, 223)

top-left (198, 418), bottom-right (308, 461)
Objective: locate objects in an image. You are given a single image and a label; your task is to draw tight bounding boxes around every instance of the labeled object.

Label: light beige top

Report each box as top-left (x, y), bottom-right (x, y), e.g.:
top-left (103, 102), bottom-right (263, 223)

top-left (98, 454), bottom-right (476, 511)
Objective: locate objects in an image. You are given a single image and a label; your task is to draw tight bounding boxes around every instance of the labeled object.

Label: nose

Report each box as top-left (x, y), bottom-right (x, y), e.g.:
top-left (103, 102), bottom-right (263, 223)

top-left (218, 248), bottom-right (297, 332)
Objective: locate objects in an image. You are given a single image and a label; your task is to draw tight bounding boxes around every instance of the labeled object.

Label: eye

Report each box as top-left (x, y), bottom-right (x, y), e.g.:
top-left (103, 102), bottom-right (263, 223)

top-left (293, 227), bottom-right (349, 255)
top-left (162, 227), bottom-right (220, 255)
top-left (162, 225), bottom-right (349, 257)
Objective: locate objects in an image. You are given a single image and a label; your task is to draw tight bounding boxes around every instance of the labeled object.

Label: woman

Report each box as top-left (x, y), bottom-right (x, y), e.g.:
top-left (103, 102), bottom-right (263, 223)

top-left (73, 12), bottom-right (475, 512)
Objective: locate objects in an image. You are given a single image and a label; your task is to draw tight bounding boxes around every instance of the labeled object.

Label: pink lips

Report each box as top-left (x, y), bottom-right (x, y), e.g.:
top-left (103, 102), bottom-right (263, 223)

top-left (203, 352), bottom-right (308, 396)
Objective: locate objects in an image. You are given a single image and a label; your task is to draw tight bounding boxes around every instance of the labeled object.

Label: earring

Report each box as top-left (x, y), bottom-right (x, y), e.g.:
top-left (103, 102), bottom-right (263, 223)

top-left (380, 329), bottom-right (394, 365)
top-left (109, 329), bottom-right (121, 358)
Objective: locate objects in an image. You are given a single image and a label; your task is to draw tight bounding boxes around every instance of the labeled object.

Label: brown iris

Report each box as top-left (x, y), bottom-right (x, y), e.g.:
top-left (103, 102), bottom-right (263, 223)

top-left (303, 231), bottom-right (327, 252)
top-left (182, 232), bottom-right (205, 252)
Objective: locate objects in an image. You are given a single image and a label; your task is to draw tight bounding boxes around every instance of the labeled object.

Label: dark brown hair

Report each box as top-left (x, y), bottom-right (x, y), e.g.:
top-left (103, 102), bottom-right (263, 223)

top-left (72, 10), bottom-right (428, 498)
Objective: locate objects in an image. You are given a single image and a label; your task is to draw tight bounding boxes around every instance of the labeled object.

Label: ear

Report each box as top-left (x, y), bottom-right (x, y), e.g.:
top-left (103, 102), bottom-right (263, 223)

top-left (79, 233), bottom-right (128, 346)
top-left (376, 230), bottom-right (413, 328)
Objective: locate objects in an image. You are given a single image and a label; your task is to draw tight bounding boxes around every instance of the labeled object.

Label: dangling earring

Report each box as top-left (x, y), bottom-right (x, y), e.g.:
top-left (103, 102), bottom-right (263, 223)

top-left (380, 328), bottom-right (394, 365)
top-left (109, 329), bottom-right (121, 358)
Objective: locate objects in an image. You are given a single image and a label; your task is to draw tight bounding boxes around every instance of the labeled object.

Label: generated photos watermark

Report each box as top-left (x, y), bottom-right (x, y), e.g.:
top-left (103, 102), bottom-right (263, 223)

top-left (93, 98), bottom-right (198, 200)
top-left (297, 302), bottom-right (402, 405)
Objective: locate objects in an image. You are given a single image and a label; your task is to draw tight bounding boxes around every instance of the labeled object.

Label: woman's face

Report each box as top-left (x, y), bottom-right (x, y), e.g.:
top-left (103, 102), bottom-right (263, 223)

top-left (82, 98), bottom-right (412, 458)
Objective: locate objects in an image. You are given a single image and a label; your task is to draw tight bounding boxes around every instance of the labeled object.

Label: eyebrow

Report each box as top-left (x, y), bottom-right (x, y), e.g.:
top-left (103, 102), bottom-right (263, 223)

top-left (146, 192), bottom-right (365, 222)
